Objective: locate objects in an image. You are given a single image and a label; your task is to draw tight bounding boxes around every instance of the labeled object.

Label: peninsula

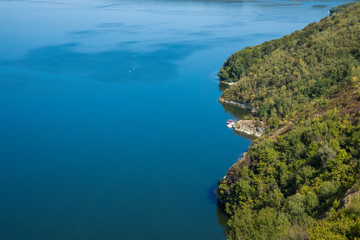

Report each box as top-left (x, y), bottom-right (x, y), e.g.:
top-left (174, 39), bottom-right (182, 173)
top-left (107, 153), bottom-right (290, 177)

top-left (217, 3), bottom-right (360, 239)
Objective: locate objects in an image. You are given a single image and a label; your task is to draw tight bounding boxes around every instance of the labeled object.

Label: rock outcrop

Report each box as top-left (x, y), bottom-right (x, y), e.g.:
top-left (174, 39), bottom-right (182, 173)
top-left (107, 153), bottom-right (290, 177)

top-left (342, 184), bottom-right (360, 208)
top-left (218, 98), bottom-right (255, 113)
top-left (233, 120), bottom-right (265, 137)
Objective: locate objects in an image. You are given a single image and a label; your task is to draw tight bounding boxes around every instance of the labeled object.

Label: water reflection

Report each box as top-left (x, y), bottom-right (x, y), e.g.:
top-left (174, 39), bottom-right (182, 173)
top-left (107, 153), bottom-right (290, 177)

top-left (220, 102), bottom-right (250, 120)
top-left (218, 81), bottom-right (230, 92)
top-left (216, 207), bottom-right (229, 229)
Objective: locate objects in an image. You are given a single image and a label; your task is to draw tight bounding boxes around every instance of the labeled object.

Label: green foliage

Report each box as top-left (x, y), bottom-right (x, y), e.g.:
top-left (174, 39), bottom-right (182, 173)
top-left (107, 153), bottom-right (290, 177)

top-left (227, 207), bottom-right (291, 240)
top-left (219, 2), bottom-right (360, 122)
top-left (329, 2), bottom-right (356, 15)
top-left (308, 196), bottom-right (360, 240)
top-left (217, 3), bottom-right (360, 239)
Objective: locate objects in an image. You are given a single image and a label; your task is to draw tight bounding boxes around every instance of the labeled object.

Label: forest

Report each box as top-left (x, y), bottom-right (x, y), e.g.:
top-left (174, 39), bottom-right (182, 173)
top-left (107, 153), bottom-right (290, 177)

top-left (217, 2), bottom-right (360, 239)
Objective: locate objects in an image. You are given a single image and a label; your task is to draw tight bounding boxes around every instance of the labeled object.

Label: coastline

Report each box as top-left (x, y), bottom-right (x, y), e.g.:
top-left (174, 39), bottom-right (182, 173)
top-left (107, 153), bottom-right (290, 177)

top-left (220, 97), bottom-right (265, 137)
top-left (220, 81), bottom-right (235, 86)
top-left (215, 3), bottom-right (360, 238)
top-left (232, 120), bottom-right (265, 137)
top-left (218, 97), bottom-right (255, 113)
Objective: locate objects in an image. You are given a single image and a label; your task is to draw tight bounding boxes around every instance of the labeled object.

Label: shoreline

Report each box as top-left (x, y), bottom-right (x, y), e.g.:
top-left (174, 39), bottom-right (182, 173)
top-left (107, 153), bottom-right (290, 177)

top-left (218, 97), bottom-right (255, 113)
top-left (220, 81), bottom-right (235, 86)
top-left (232, 120), bottom-right (265, 137)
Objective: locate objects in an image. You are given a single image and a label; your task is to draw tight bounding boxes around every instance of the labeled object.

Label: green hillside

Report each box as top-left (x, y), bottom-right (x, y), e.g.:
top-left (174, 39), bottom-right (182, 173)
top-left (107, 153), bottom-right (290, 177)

top-left (217, 3), bottom-right (360, 239)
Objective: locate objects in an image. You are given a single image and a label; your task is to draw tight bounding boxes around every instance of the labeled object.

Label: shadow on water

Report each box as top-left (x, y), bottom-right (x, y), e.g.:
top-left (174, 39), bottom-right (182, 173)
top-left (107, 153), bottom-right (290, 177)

top-left (218, 87), bottom-right (258, 139)
top-left (218, 81), bottom-right (231, 92)
top-left (218, 82), bottom-right (253, 122)
top-left (207, 181), bottom-right (221, 205)
top-left (0, 42), bottom-right (204, 84)
top-left (208, 181), bottom-right (229, 236)
top-left (220, 102), bottom-right (250, 120)
top-left (218, 81), bottom-right (251, 120)
top-left (216, 207), bottom-right (229, 230)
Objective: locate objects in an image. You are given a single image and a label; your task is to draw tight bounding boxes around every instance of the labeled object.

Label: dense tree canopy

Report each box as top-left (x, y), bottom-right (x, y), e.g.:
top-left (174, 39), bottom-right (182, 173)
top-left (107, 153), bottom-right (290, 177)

top-left (219, 2), bottom-right (360, 127)
top-left (217, 3), bottom-right (360, 239)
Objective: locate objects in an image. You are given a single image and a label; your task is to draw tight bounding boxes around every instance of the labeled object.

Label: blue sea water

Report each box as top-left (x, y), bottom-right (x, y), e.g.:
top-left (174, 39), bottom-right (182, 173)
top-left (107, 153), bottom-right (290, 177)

top-left (0, 0), bottom-right (350, 239)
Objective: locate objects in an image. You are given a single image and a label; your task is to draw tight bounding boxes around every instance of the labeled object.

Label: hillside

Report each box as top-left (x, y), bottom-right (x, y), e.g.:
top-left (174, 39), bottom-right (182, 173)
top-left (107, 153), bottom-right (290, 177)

top-left (217, 3), bottom-right (360, 239)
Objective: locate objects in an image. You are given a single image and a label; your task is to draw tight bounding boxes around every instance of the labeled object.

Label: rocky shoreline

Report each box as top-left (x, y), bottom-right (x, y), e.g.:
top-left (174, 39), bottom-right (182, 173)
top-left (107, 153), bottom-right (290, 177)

top-left (218, 97), bottom-right (255, 113)
top-left (220, 97), bottom-right (265, 137)
top-left (233, 120), bottom-right (265, 137)
top-left (220, 81), bottom-right (235, 86)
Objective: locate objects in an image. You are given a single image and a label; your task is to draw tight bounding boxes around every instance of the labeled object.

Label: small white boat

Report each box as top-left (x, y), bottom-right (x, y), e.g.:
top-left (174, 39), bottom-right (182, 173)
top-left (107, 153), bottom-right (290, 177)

top-left (227, 122), bottom-right (235, 128)
top-left (226, 119), bottom-right (235, 128)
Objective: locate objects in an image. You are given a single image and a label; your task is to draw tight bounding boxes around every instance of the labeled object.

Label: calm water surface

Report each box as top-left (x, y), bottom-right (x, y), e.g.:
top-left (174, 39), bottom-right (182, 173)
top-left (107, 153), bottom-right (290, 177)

top-left (0, 0), bottom-right (349, 239)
